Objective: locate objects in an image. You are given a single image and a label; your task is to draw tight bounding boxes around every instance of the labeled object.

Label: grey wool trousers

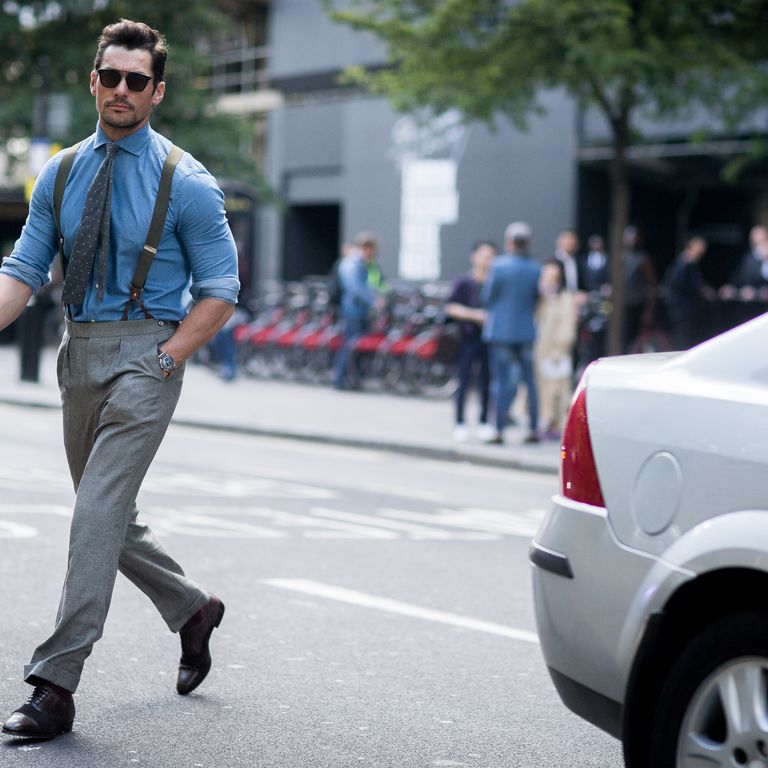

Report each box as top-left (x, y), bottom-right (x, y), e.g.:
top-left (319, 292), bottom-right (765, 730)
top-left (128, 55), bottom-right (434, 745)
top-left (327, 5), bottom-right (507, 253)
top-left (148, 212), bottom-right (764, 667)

top-left (24, 318), bottom-right (210, 693)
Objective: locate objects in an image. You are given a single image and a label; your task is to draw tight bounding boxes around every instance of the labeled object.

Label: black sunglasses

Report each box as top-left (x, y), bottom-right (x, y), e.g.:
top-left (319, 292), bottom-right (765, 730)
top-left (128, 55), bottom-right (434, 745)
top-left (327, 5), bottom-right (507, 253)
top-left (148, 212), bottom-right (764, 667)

top-left (96, 68), bottom-right (153, 93)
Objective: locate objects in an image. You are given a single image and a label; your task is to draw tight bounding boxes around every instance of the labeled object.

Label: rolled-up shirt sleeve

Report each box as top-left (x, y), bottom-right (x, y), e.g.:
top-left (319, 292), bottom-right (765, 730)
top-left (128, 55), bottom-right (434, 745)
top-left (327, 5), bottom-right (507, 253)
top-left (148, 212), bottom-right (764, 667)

top-left (175, 168), bottom-right (240, 305)
top-left (0, 156), bottom-right (59, 292)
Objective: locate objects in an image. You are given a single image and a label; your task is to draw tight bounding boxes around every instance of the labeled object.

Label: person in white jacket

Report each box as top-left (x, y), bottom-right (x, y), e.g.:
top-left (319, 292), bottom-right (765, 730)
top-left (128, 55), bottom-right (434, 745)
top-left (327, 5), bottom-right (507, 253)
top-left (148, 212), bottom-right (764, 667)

top-left (535, 260), bottom-right (578, 440)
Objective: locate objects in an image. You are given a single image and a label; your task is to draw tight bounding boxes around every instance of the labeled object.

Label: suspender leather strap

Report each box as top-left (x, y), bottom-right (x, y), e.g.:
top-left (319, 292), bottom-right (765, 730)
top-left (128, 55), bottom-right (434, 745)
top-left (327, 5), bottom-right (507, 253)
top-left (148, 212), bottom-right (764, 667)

top-left (52, 141), bottom-right (184, 320)
top-left (53, 142), bottom-right (83, 281)
top-left (121, 144), bottom-right (184, 320)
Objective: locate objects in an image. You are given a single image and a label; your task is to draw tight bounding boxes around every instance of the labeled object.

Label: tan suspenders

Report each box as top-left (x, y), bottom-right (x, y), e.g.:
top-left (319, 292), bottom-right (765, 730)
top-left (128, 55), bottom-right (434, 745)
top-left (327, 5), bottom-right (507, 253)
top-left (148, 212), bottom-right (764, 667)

top-left (52, 141), bottom-right (184, 319)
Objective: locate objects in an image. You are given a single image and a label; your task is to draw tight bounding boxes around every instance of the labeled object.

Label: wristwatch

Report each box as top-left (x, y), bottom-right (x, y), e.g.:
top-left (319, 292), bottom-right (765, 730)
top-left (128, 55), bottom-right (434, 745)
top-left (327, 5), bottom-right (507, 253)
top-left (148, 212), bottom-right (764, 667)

top-left (157, 349), bottom-right (176, 376)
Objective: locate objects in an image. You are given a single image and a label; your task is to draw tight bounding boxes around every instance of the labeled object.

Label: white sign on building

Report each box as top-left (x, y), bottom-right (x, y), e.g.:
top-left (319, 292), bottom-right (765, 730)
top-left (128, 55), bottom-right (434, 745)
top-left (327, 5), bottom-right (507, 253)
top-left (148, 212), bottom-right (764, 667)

top-left (391, 110), bottom-right (469, 280)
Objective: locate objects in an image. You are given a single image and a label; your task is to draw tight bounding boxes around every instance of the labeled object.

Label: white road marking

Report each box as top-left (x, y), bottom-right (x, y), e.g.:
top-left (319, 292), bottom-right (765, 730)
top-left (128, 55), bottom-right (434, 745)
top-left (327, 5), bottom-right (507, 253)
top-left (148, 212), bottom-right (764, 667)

top-left (264, 578), bottom-right (539, 644)
top-left (141, 473), bottom-right (337, 500)
top-left (0, 520), bottom-right (38, 539)
top-left (381, 508), bottom-right (542, 538)
top-left (143, 509), bottom-right (285, 539)
top-left (0, 467), bottom-right (72, 491)
top-left (0, 506), bottom-right (71, 538)
top-left (0, 504), bottom-right (72, 517)
top-left (0, 501), bottom-right (541, 542)
top-left (361, 484), bottom-right (447, 503)
top-left (149, 506), bottom-right (401, 540)
top-left (246, 507), bottom-right (399, 539)
top-left (309, 507), bottom-right (499, 540)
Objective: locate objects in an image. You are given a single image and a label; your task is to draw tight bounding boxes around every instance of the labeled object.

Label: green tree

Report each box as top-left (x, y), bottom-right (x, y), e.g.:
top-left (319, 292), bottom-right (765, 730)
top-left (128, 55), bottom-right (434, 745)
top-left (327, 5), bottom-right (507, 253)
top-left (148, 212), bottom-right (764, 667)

top-left (326, 0), bottom-right (766, 354)
top-left (0, 1), bottom-right (266, 189)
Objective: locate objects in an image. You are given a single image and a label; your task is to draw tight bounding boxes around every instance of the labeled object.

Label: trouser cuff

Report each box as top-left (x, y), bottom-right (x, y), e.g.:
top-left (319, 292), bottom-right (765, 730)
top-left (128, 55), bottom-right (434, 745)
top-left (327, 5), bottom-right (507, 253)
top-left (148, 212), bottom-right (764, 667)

top-left (167, 592), bottom-right (211, 633)
top-left (24, 660), bottom-right (80, 694)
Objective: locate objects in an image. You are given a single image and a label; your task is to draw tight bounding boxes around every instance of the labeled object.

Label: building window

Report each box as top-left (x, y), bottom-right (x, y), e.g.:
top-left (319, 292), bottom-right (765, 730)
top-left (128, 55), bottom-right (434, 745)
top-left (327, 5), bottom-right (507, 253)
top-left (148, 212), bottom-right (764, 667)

top-left (207, 1), bottom-right (269, 96)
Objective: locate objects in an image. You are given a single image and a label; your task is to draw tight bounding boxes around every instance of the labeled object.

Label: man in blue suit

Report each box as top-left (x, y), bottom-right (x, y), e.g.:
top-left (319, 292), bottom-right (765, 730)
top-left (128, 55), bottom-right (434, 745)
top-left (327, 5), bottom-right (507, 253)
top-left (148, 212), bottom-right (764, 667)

top-left (482, 222), bottom-right (541, 444)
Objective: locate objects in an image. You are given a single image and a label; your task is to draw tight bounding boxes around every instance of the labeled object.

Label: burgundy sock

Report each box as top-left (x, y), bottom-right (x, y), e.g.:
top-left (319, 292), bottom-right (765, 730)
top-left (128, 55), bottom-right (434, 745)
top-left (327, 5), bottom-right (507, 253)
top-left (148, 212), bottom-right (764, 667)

top-left (182, 608), bottom-right (205, 629)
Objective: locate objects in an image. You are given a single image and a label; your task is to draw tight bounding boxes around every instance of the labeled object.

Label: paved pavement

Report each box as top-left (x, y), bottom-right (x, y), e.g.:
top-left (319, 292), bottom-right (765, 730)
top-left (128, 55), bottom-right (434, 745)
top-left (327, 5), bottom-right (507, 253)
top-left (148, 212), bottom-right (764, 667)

top-left (0, 344), bottom-right (560, 474)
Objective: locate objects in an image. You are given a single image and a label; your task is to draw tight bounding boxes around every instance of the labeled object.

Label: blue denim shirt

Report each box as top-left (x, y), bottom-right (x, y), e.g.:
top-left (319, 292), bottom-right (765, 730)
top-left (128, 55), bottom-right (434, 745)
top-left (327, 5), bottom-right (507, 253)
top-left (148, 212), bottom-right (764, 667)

top-left (338, 251), bottom-right (374, 319)
top-left (0, 123), bottom-right (239, 321)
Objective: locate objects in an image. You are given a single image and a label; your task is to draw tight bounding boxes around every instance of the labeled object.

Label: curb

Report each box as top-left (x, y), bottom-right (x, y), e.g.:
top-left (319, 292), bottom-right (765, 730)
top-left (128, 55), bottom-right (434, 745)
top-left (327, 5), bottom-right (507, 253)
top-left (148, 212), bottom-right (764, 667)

top-left (172, 417), bottom-right (560, 475)
top-left (0, 396), bottom-right (559, 475)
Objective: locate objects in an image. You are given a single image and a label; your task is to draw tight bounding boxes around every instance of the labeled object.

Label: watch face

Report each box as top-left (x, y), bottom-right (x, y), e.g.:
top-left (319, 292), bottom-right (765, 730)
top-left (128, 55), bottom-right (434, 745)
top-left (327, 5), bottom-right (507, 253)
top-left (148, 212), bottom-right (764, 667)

top-left (158, 352), bottom-right (176, 372)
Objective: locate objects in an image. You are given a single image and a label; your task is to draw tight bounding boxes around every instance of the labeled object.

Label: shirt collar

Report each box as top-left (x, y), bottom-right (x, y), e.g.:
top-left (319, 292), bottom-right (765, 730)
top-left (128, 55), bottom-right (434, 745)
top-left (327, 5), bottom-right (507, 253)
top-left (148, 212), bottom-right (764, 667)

top-left (94, 123), bottom-right (152, 156)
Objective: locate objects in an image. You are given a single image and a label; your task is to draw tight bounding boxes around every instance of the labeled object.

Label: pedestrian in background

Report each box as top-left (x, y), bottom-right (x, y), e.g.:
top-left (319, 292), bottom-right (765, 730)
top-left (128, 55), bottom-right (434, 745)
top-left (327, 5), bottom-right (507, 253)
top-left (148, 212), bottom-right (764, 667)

top-left (0, 19), bottom-right (236, 740)
top-left (333, 231), bottom-right (380, 390)
top-left (622, 225), bottom-right (658, 351)
top-left (535, 260), bottom-right (577, 440)
top-left (582, 234), bottom-right (610, 294)
top-left (720, 225), bottom-right (768, 302)
top-left (209, 307), bottom-right (245, 381)
top-left (576, 234), bottom-right (611, 369)
top-left (554, 229), bottom-right (581, 293)
top-left (482, 222), bottom-right (541, 445)
top-left (664, 235), bottom-right (713, 350)
top-left (445, 241), bottom-right (496, 443)
top-left (208, 239), bottom-right (251, 381)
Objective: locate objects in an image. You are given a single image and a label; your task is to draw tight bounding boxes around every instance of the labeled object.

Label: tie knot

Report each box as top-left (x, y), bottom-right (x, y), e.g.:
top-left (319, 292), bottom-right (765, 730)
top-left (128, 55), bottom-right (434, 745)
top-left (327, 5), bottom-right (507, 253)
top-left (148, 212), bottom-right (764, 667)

top-left (105, 143), bottom-right (118, 159)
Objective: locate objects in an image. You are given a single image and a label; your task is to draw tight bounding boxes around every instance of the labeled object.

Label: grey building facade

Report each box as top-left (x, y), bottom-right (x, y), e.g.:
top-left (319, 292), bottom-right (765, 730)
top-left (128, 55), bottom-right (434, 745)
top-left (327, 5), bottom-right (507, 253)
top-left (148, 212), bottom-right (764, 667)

top-left (255, 1), bottom-right (768, 294)
top-left (260, 0), bottom-right (580, 286)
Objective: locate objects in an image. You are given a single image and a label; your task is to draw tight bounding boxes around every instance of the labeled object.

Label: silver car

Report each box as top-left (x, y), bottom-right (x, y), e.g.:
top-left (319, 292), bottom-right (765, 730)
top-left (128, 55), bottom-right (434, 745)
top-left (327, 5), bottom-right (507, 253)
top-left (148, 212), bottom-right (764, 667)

top-left (531, 312), bottom-right (768, 768)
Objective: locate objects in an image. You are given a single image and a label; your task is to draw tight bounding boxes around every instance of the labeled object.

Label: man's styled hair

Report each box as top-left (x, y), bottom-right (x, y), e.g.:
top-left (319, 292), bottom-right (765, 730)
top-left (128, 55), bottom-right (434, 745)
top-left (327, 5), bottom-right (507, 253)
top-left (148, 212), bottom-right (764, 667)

top-left (94, 19), bottom-right (168, 85)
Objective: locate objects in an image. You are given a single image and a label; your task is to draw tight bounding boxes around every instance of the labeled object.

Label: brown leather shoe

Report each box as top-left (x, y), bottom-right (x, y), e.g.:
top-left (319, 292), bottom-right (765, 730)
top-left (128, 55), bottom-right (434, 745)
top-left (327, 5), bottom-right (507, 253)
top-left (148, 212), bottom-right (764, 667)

top-left (177, 595), bottom-right (225, 695)
top-left (2, 685), bottom-right (75, 739)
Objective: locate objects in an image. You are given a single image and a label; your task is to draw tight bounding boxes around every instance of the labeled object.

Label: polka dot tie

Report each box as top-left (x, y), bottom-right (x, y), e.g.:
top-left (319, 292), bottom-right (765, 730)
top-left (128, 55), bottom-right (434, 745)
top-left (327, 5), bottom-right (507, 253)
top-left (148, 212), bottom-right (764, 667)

top-left (61, 143), bottom-right (118, 305)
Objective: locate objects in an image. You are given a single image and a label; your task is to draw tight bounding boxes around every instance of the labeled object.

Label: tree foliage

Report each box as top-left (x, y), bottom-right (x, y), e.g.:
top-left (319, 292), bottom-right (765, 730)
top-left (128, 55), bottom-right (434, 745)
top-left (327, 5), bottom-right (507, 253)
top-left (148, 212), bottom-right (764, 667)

top-left (329, 0), bottom-right (766, 135)
top-left (0, 0), bottom-right (264, 187)
top-left (326, 0), bottom-right (768, 352)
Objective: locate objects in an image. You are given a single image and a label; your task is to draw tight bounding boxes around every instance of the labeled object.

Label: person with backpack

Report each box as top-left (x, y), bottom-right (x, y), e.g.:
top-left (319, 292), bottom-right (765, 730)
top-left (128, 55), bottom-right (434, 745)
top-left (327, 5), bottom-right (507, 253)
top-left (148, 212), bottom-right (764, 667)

top-left (0, 19), bottom-right (238, 739)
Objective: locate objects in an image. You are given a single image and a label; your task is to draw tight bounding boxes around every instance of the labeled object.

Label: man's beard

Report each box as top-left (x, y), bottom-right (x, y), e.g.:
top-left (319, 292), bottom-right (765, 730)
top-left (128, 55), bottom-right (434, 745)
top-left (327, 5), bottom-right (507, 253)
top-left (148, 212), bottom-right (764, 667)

top-left (100, 101), bottom-right (145, 131)
top-left (102, 117), bottom-right (142, 131)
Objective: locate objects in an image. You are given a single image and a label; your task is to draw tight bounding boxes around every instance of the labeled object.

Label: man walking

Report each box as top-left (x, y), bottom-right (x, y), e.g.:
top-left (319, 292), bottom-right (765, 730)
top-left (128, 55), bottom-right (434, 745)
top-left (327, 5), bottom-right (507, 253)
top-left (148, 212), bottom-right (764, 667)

top-left (0, 19), bottom-right (238, 739)
top-left (333, 231), bottom-right (380, 390)
top-left (482, 222), bottom-right (541, 444)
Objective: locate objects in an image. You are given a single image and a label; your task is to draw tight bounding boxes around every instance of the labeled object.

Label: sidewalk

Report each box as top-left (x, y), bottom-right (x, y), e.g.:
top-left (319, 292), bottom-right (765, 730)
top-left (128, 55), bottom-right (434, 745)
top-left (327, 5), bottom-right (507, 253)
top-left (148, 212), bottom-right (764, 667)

top-left (0, 345), bottom-right (560, 474)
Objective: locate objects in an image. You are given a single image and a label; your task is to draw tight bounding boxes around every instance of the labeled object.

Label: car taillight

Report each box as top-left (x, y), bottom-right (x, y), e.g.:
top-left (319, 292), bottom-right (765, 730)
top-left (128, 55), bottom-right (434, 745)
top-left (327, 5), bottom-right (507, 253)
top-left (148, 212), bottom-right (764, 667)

top-left (561, 370), bottom-right (605, 507)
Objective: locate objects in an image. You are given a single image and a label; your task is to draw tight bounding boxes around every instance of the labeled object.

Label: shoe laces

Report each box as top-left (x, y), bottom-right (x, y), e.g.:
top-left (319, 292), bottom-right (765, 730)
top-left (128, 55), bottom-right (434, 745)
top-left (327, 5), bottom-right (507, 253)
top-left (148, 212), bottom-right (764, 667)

top-left (28, 686), bottom-right (54, 706)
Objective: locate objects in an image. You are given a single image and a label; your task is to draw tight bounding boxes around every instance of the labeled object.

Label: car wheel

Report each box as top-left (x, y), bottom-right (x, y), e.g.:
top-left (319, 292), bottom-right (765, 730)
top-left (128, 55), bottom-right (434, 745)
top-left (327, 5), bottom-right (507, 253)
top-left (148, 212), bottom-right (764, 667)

top-left (649, 612), bottom-right (768, 768)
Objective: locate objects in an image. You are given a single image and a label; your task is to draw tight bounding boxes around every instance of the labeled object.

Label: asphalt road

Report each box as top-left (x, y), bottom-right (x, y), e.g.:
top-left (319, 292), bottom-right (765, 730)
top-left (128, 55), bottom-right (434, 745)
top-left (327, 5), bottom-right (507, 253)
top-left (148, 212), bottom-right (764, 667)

top-left (0, 403), bottom-right (623, 768)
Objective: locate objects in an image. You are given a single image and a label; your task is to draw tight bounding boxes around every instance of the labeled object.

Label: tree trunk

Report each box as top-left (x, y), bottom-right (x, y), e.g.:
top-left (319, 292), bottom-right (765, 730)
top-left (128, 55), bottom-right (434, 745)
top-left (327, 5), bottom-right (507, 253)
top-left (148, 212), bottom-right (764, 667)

top-left (606, 117), bottom-right (630, 357)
